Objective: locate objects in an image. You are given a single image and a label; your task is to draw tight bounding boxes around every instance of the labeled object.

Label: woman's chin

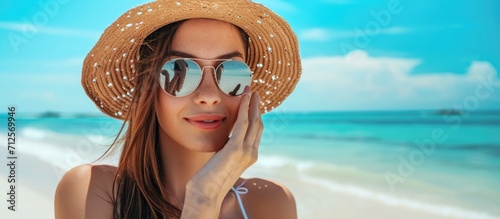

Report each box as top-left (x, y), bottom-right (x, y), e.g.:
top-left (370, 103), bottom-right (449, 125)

top-left (188, 139), bottom-right (227, 153)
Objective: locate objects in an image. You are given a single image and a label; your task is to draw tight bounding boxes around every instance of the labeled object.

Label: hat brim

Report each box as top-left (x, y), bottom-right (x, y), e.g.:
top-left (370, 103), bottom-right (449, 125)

top-left (82, 0), bottom-right (301, 119)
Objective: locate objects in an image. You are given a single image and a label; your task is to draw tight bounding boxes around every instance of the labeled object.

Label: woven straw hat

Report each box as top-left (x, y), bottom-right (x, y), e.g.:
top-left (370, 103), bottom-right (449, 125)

top-left (82, 0), bottom-right (301, 119)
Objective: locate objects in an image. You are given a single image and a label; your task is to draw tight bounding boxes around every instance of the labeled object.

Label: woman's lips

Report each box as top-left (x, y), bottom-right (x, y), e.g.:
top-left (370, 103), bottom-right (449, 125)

top-left (185, 114), bottom-right (225, 130)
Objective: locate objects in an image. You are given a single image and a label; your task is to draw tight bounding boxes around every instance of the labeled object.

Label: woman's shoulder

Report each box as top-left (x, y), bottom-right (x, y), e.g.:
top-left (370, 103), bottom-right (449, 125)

top-left (54, 164), bottom-right (117, 219)
top-left (56, 164), bottom-right (117, 193)
top-left (241, 177), bottom-right (297, 219)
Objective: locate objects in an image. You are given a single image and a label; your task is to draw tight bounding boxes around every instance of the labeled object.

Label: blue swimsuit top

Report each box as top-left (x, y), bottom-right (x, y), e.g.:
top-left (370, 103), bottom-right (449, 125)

top-left (230, 180), bottom-right (248, 219)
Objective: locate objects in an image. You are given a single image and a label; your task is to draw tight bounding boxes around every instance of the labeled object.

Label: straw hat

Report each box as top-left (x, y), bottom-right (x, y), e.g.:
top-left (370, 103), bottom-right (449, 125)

top-left (82, 0), bottom-right (301, 119)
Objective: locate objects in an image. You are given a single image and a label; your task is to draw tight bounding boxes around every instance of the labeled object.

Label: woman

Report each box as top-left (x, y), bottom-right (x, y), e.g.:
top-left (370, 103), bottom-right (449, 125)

top-left (55, 0), bottom-right (301, 218)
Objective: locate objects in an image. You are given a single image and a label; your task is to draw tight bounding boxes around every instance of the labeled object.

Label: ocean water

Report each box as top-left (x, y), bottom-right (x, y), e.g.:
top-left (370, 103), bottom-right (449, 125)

top-left (258, 110), bottom-right (500, 218)
top-left (2, 110), bottom-right (499, 218)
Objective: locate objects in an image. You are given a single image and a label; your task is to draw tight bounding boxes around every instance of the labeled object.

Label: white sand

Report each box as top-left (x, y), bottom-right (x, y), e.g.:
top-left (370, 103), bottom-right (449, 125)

top-left (243, 165), bottom-right (464, 219)
top-left (1, 139), bottom-right (496, 219)
top-left (0, 136), bottom-right (99, 219)
top-left (0, 151), bottom-right (60, 218)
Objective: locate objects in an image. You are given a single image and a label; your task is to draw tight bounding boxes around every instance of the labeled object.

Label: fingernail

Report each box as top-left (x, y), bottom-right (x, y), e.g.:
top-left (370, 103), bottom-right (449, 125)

top-left (242, 86), bottom-right (251, 97)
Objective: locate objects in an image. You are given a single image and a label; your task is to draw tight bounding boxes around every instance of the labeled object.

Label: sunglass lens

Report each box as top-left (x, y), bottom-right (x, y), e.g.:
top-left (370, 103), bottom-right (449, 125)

top-left (159, 59), bottom-right (200, 96)
top-left (216, 60), bottom-right (252, 96)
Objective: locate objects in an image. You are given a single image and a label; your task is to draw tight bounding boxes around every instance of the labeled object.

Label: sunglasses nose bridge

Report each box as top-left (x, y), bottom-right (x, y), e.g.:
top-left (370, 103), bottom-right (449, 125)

top-left (200, 65), bottom-right (218, 80)
top-left (193, 65), bottom-right (222, 103)
top-left (200, 65), bottom-right (215, 72)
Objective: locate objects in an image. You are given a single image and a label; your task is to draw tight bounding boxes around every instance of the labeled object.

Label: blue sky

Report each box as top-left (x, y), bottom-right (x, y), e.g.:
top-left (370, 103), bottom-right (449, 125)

top-left (1, 0), bottom-right (499, 114)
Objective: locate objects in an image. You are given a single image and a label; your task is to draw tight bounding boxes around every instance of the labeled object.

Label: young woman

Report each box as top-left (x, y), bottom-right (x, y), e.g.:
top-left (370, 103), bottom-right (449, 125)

top-left (55, 0), bottom-right (301, 218)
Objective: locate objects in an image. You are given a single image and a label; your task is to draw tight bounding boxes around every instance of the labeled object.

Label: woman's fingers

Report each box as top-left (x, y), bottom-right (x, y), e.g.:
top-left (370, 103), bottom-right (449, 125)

top-left (217, 86), bottom-right (263, 168)
top-left (229, 88), bottom-right (252, 142)
top-left (243, 92), bottom-right (262, 151)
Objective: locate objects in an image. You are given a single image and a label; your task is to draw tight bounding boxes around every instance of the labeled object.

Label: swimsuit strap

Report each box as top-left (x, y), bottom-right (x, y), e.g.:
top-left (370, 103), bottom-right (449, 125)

top-left (231, 180), bottom-right (249, 219)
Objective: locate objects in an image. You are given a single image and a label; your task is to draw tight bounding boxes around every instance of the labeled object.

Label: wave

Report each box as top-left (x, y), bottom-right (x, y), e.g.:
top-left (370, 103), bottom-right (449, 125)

top-left (17, 127), bottom-right (115, 145)
top-left (275, 133), bottom-right (385, 143)
top-left (2, 132), bottom-right (498, 218)
top-left (439, 144), bottom-right (500, 160)
top-left (270, 132), bottom-right (500, 155)
top-left (1, 128), bottom-right (114, 169)
top-left (302, 177), bottom-right (498, 219)
top-left (250, 155), bottom-right (499, 219)
top-left (20, 127), bottom-right (49, 139)
top-left (262, 110), bottom-right (500, 126)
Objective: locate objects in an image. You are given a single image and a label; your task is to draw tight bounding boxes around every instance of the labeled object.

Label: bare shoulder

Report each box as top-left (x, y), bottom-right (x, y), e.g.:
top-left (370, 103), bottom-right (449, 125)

top-left (54, 164), bottom-right (117, 219)
top-left (243, 178), bottom-right (297, 219)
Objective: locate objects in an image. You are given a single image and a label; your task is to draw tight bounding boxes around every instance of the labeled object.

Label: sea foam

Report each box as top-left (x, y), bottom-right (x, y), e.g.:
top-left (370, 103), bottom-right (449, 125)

top-left (302, 176), bottom-right (498, 219)
top-left (249, 154), bottom-right (499, 219)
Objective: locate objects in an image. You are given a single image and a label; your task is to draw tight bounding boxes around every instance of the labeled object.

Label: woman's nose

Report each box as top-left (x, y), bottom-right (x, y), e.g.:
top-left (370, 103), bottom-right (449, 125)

top-left (192, 66), bottom-right (222, 106)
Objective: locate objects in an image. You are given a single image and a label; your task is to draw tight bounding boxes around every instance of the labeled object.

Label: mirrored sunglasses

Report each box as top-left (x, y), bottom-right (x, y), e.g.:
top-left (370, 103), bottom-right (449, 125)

top-left (159, 58), bottom-right (252, 97)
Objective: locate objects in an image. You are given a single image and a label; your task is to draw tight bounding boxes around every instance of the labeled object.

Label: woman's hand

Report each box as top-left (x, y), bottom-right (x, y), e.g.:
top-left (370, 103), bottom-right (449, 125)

top-left (181, 87), bottom-right (263, 218)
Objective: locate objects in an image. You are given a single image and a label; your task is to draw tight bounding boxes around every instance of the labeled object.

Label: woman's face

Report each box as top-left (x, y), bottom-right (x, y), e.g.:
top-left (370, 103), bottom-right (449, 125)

top-left (156, 19), bottom-right (247, 152)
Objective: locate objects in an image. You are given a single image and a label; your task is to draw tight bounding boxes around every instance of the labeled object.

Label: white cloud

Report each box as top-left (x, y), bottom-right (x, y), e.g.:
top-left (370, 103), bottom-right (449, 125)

top-left (380, 26), bottom-right (412, 34)
top-left (300, 26), bottom-right (412, 41)
top-left (0, 21), bottom-right (101, 39)
top-left (301, 28), bottom-right (330, 41)
top-left (282, 50), bottom-right (500, 111)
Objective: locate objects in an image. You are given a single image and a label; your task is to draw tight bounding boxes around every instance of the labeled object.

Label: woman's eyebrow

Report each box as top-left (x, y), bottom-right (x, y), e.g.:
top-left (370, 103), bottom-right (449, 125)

top-left (168, 50), bottom-right (244, 59)
top-left (217, 51), bottom-right (244, 59)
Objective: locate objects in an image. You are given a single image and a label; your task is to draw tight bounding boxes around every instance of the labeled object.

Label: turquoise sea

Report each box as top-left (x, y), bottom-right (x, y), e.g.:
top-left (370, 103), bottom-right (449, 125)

top-left (2, 110), bottom-right (499, 218)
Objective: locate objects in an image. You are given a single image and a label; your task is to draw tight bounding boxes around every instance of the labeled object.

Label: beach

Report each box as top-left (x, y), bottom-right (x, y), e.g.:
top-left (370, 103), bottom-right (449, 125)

top-left (1, 111), bottom-right (499, 218)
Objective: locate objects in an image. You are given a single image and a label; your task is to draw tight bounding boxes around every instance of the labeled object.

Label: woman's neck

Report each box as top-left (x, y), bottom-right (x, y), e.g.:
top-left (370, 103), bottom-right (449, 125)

top-left (158, 132), bottom-right (215, 209)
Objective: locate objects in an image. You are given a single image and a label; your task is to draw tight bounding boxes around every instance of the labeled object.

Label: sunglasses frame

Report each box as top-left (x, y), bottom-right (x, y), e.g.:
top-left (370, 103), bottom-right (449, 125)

top-left (159, 58), bottom-right (252, 97)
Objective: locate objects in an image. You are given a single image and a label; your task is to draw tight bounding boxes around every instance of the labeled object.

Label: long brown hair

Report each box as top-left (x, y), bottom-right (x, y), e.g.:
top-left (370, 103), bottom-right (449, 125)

top-left (110, 21), bottom-right (184, 219)
top-left (101, 20), bottom-right (250, 219)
